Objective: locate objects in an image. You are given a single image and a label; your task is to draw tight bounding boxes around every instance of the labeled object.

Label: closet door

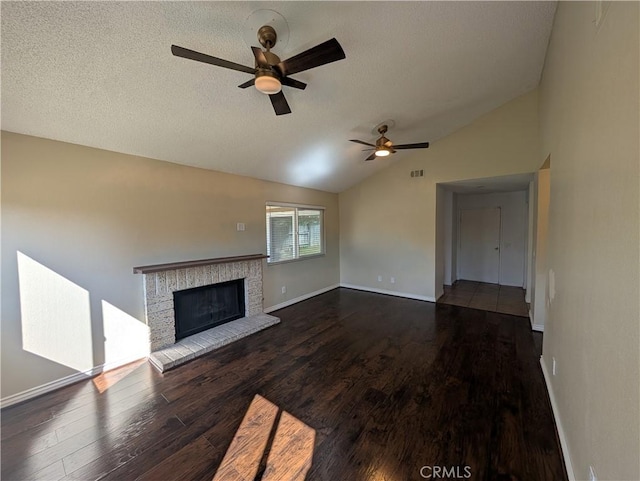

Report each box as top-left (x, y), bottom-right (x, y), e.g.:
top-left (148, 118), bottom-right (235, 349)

top-left (459, 207), bottom-right (501, 283)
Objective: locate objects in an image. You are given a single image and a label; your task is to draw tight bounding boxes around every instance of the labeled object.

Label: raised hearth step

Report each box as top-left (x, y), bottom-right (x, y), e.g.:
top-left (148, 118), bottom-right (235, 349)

top-left (148, 313), bottom-right (280, 372)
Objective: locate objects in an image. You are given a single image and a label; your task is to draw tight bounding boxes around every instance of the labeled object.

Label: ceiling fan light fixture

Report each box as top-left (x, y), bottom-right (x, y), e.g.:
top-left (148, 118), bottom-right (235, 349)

top-left (255, 70), bottom-right (281, 95)
top-left (375, 148), bottom-right (391, 157)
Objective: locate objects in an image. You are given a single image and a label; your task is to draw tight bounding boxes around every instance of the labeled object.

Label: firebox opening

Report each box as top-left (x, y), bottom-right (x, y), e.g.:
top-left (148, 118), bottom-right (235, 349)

top-left (173, 279), bottom-right (245, 340)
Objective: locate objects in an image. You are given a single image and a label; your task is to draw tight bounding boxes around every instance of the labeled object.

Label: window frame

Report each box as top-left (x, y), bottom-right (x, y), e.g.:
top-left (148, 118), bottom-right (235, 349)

top-left (266, 202), bottom-right (326, 265)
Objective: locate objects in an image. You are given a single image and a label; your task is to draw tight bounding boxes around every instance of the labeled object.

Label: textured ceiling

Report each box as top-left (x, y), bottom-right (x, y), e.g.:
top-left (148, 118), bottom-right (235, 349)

top-left (1, 1), bottom-right (556, 193)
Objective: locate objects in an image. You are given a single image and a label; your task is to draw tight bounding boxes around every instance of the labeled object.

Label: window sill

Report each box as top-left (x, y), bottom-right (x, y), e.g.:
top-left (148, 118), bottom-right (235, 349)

top-left (267, 253), bottom-right (326, 266)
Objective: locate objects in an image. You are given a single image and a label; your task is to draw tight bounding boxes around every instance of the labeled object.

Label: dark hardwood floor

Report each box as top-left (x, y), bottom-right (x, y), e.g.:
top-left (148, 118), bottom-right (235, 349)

top-left (1, 288), bottom-right (566, 481)
top-left (438, 281), bottom-right (530, 318)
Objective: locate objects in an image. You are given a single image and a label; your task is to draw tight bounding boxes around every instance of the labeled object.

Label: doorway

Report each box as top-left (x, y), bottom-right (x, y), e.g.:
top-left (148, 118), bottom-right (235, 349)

top-left (458, 207), bottom-right (501, 283)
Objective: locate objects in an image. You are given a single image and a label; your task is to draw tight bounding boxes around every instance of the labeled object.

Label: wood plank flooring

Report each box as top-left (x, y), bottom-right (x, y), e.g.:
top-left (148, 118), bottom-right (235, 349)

top-left (438, 280), bottom-right (530, 317)
top-left (1, 288), bottom-right (566, 481)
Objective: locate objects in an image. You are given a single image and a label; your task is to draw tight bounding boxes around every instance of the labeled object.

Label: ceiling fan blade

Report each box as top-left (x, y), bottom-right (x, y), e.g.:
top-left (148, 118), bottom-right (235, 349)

top-left (350, 139), bottom-right (376, 147)
top-left (392, 142), bottom-right (430, 150)
top-left (269, 91), bottom-right (291, 115)
top-left (238, 78), bottom-right (255, 89)
top-left (171, 45), bottom-right (255, 75)
top-left (251, 46), bottom-right (269, 67)
top-left (361, 148), bottom-right (375, 151)
top-left (278, 38), bottom-right (346, 76)
top-left (281, 77), bottom-right (307, 90)
top-left (365, 153), bottom-right (377, 161)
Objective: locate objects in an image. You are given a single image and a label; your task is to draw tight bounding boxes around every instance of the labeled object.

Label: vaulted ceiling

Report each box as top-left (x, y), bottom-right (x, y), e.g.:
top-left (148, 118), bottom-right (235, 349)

top-left (1, 2), bottom-right (556, 193)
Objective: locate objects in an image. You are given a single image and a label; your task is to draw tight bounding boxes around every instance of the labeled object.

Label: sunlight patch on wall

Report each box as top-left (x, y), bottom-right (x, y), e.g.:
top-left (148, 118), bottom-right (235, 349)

top-left (17, 251), bottom-right (94, 372)
top-left (101, 300), bottom-right (149, 367)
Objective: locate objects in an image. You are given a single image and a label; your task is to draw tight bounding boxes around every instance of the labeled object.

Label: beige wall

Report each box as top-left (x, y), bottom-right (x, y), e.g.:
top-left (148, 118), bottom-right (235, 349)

top-left (339, 90), bottom-right (541, 300)
top-left (1, 132), bottom-right (339, 399)
top-left (539, 2), bottom-right (640, 480)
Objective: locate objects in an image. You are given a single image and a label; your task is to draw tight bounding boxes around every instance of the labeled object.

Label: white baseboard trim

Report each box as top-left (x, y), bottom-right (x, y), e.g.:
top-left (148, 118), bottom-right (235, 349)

top-left (0, 353), bottom-right (148, 409)
top-left (529, 310), bottom-right (544, 332)
top-left (264, 284), bottom-right (340, 313)
top-left (540, 356), bottom-right (575, 481)
top-left (340, 283), bottom-right (436, 303)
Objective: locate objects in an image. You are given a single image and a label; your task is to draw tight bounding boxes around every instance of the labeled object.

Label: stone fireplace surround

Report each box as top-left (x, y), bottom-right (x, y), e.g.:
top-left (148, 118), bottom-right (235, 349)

top-left (134, 254), bottom-right (280, 372)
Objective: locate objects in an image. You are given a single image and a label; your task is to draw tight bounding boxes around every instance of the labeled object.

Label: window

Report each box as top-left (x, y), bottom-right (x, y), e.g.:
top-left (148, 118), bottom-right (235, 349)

top-left (266, 203), bottom-right (324, 264)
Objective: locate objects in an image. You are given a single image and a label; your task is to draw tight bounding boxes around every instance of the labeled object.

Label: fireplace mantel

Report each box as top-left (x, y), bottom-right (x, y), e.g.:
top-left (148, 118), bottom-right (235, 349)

top-left (133, 254), bottom-right (268, 274)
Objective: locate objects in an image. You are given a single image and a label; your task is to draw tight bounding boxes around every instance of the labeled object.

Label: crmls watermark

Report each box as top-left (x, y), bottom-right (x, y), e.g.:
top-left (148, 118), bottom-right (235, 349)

top-left (419, 465), bottom-right (472, 479)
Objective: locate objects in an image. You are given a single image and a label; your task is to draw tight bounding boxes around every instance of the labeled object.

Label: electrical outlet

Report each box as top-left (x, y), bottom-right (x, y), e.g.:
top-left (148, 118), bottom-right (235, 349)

top-left (281, 286), bottom-right (286, 294)
top-left (552, 357), bottom-right (557, 376)
top-left (377, 275), bottom-right (382, 282)
top-left (589, 465), bottom-right (597, 481)
top-left (390, 277), bottom-right (395, 284)
top-left (236, 222), bottom-right (245, 231)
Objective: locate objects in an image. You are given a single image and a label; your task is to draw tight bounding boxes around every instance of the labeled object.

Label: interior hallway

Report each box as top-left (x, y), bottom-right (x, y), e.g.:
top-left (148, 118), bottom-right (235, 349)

top-left (438, 280), bottom-right (529, 317)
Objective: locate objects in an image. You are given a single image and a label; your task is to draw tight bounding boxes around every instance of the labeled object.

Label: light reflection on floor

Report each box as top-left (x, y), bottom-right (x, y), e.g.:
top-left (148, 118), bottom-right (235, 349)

top-left (92, 358), bottom-right (147, 393)
top-left (213, 394), bottom-right (315, 481)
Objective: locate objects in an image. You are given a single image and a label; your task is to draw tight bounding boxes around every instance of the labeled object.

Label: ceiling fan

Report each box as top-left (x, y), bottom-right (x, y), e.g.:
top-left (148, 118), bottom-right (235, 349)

top-left (350, 125), bottom-right (430, 161)
top-left (171, 25), bottom-right (345, 116)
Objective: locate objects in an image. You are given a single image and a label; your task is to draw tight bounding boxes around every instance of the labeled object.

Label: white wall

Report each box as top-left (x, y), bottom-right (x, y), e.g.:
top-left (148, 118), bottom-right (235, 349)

top-left (435, 185), bottom-right (446, 300)
top-left (443, 189), bottom-right (456, 286)
top-left (526, 180), bottom-right (535, 303)
top-left (532, 168), bottom-right (549, 330)
top-left (456, 191), bottom-right (528, 287)
top-left (1, 132), bottom-right (340, 400)
top-left (538, 2), bottom-right (639, 479)
top-left (340, 90), bottom-right (541, 301)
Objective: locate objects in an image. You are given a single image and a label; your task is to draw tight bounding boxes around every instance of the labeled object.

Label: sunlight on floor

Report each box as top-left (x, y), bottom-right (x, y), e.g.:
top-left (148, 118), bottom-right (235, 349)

top-left (213, 394), bottom-right (315, 481)
top-left (91, 358), bottom-right (147, 393)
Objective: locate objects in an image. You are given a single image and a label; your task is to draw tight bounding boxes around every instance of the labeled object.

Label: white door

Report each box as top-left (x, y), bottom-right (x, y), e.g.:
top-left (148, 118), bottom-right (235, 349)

top-left (459, 207), bottom-right (501, 283)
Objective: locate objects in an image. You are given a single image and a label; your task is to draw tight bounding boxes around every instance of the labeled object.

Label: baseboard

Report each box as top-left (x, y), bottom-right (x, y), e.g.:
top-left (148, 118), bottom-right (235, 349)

top-left (0, 353), bottom-right (148, 409)
top-left (528, 310), bottom-right (545, 332)
top-left (540, 356), bottom-right (576, 480)
top-left (340, 283), bottom-right (436, 303)
top-left (264, 284), bottom-right (340, 313)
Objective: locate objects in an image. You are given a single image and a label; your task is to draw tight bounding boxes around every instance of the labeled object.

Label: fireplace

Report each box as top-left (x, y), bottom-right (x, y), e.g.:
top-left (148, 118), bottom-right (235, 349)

top-left (134, 254), bottom-right (277, 355)
top-left (134, 254), bottom-right (280, 372)
top-left (174, 279), bottom-right (245, 340)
